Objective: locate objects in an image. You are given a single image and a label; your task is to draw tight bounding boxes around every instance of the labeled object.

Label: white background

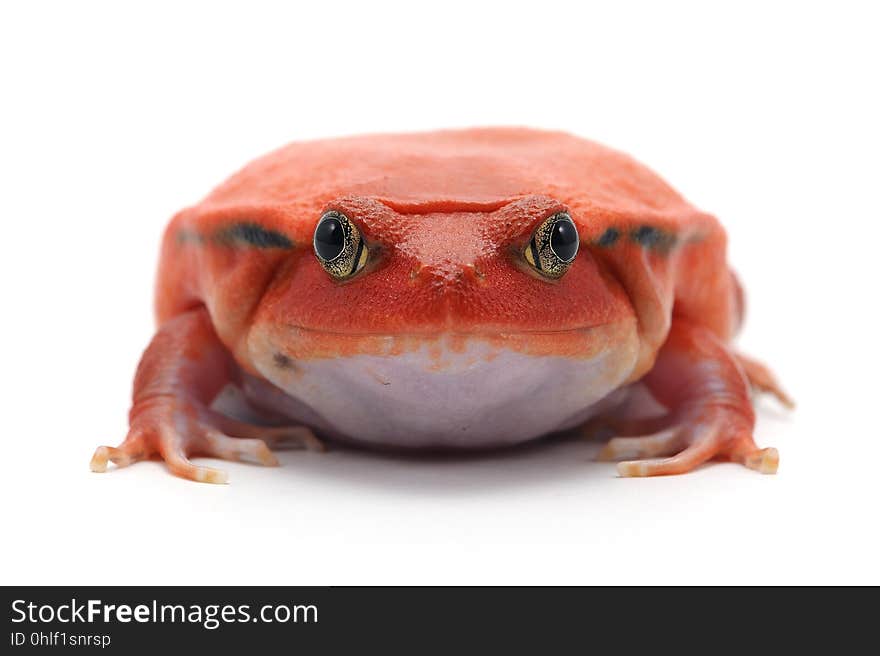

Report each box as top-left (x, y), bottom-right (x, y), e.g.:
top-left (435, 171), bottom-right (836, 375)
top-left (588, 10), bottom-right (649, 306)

top-left (2, 1), bottom-right (878, 585)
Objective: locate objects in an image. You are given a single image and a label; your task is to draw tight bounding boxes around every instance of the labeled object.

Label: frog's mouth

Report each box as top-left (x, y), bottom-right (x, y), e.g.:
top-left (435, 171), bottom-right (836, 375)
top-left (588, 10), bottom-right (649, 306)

top-left (241, 320), bottom-right (640, 449)
top-left (254, 317), bottom-right (638, 362)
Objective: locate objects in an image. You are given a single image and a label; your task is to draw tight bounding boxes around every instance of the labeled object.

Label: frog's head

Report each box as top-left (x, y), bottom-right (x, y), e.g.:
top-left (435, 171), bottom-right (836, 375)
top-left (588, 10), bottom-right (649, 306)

top-left (236, 192), bottom-right (644, 449)
top-left (169, 128), bottom-right (699, 448)
top-left (254, 193), bottom-right (638, 359)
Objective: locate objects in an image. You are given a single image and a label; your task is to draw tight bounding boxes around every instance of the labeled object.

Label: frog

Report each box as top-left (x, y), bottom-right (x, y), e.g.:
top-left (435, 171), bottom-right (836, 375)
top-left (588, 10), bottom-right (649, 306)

top-left (90, 127), bottom-right (791, 483)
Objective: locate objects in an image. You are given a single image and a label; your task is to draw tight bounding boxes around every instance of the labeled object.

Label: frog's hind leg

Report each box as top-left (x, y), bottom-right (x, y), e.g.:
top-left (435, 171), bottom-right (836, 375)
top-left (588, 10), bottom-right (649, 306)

top-left (602, 422), bottom-right (779, 477)
top-left (596, 319), bottom-right (780, 477)
top-left (734, 352), bottom-right (795, 409)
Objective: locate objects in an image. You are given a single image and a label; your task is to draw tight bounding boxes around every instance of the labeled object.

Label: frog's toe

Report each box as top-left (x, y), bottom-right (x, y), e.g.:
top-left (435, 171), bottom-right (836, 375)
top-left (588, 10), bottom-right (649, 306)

top-left (155, 421), bottom-right (291, 484)
top-left (734, 352), bottom-right (795, 409)
top-left (235, 424), bottom-right (325, 452)
top-left (91, 400), bottom-right (324, 483)
top-left (208, 413), bottom-right (326, 452)
top-left (154, 424), bottom-right (283, 484)
top-left (606, 410), bottom-right (779, 477)
top-left (90, 430), bottom-right (149, 473)
top-left (731, 445), bottom-right (780, 474)
top-left (596, 429), bottom-right (683, 461)
top-left (202, 431), bottom-right (279, 467)
top-left (616, 436), bottom-right (717, 477)
top-left (159, 435), bottom-right (230, 485)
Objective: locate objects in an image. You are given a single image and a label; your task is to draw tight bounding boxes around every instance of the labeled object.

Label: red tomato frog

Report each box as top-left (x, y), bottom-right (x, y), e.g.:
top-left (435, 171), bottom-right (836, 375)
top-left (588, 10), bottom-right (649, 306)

top-left (91, 128), bottom-right (792, 483)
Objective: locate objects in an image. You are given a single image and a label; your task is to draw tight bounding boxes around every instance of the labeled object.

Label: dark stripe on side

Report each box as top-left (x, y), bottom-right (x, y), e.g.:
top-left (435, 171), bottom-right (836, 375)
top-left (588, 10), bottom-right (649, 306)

top-left (596, 228), bottom-right (620, 247)
top-left (630, 226), bottom-right (677, 253)
top-left (216, 222), bottom-right (293, 249)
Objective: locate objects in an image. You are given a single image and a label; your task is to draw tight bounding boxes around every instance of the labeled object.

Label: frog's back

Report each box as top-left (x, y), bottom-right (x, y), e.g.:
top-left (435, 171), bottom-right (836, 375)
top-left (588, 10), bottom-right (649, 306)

top-left (198, 127), bottom-right (702, 224)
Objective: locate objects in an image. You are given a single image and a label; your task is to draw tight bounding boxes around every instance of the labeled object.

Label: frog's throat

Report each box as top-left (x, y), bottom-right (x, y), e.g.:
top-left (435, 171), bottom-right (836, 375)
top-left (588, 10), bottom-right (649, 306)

top-left (240, 322), bottom-right (640, 449)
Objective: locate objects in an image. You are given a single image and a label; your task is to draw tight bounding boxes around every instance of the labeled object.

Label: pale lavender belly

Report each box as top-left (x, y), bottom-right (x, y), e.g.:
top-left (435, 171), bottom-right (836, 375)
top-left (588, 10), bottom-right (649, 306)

top-left (238, 332), bottom-right (639, 449)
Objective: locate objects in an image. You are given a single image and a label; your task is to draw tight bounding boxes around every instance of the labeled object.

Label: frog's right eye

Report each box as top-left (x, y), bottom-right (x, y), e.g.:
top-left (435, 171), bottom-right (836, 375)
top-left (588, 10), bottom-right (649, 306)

top-left (313, 211), bottom-right (369, 280)
top-left (523, 211), bottom-right (579, 278)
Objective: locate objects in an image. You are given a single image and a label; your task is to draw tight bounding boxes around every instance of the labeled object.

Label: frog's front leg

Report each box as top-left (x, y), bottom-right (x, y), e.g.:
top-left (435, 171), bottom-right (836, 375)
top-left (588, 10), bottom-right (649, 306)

top-left (90, 308), bottom-right (323, 484)
top-left (597, 320), bottom-right (779, 477)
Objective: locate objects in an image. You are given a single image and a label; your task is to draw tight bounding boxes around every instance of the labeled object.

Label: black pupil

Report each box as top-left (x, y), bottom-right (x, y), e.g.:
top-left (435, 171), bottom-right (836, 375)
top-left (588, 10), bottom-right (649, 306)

top-left (314, 216), bottom-right (345, 261)
top-left (550, 217), bottom-right (579, 262)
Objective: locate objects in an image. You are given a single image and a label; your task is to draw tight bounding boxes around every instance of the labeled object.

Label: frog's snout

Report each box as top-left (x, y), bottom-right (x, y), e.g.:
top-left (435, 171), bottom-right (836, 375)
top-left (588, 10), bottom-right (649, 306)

top-left (409, 261), bottom-right (486, 288)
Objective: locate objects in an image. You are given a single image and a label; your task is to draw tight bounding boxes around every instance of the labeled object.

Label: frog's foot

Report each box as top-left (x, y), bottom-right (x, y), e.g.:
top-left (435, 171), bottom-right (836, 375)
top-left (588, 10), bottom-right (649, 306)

top-left (597, 407), bottom-right (779, 477)
top-left (735, 352), bottom-right (794, 409)
top-left (596, 320), bottom-right (782, 477)
top-left (90, 400), bottom-right (324, 484)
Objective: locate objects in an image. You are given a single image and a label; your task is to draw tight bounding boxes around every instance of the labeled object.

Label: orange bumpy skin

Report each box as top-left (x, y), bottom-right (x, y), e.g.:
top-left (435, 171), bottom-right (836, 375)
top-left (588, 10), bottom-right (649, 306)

top-left (90, 128), bottom-right (791, 483)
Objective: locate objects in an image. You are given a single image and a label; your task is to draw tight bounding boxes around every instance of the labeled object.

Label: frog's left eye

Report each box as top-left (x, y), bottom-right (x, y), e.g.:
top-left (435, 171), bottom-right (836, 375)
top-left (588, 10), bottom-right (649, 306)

top-left (523, 212), bottom-right (579, 278)
top-left (313, 210), bottom-right (369, 279)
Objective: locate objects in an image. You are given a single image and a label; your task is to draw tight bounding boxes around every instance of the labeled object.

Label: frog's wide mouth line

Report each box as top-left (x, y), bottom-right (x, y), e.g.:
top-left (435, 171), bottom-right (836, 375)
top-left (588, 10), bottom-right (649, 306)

top-left (246, 318), bottom-right (641, 363)
top-left (281, 322), bottom-right (624, 338)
